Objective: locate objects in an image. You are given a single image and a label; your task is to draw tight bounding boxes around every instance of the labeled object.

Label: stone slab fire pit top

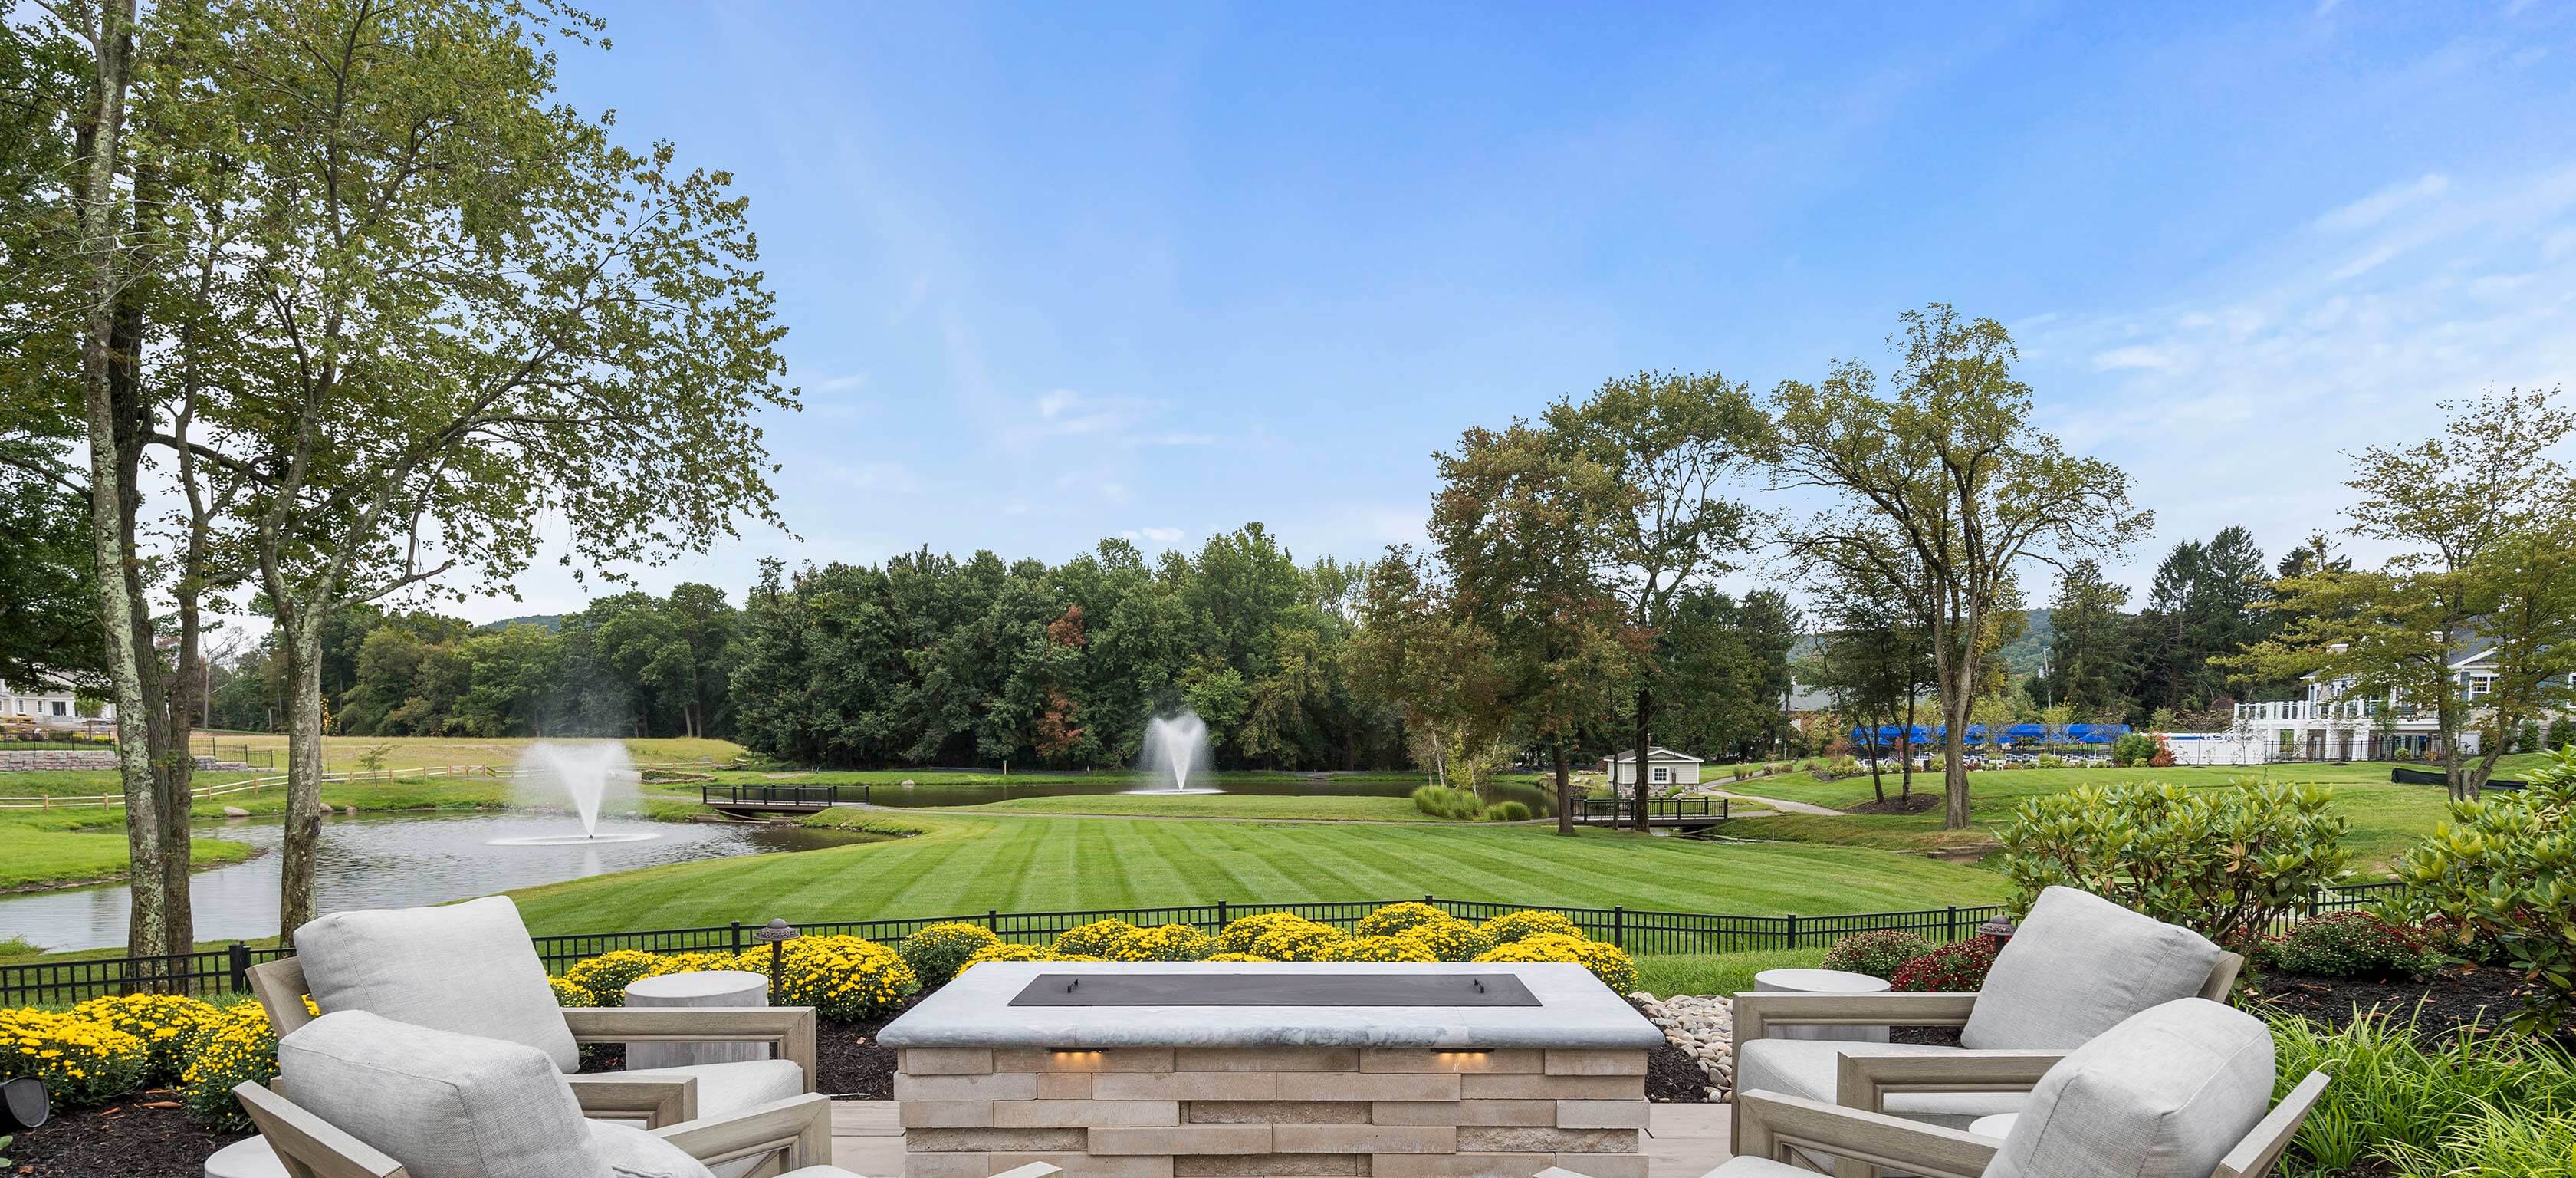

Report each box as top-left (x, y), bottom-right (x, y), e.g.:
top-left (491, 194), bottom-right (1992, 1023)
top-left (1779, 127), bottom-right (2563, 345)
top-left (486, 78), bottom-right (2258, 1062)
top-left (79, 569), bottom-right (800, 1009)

top-left (880, 961), bottom-right (1662, 1050)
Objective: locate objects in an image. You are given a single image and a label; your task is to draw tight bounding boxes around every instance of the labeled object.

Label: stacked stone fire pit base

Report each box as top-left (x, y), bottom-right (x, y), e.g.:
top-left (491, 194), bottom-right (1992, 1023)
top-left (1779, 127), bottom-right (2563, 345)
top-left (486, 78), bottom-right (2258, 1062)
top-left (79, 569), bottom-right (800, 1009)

top-left (882, 962), bottom-right (1661, 1178)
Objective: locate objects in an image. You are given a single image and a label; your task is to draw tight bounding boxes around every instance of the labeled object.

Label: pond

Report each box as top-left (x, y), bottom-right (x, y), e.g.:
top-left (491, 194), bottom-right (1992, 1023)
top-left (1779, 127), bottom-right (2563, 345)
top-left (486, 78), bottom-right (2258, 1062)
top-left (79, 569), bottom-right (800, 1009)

top-left (0, 812), bottom-right (875, 953)
top-left (853, 775), bottom-right (1563, 813)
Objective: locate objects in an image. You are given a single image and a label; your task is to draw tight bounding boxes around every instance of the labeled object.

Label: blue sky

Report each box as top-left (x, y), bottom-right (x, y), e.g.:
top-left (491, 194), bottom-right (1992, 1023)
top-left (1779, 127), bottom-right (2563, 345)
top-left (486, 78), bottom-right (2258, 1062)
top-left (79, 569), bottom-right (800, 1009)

top-left (487, 0), bottom-right (2576, 619)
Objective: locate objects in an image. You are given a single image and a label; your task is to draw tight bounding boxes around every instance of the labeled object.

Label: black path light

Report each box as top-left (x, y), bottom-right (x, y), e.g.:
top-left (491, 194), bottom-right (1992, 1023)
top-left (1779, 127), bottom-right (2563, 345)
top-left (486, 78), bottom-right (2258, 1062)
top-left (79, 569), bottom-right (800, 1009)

top-left (0, 1075), bottom-right (48, 1131)
top-left (754, 919), bottom-right (800, 1005)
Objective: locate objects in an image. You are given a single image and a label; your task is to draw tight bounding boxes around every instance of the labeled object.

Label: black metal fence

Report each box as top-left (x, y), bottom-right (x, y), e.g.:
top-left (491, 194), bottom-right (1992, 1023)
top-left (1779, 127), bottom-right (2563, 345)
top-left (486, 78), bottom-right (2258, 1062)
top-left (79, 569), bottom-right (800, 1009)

top-left (0, 881), bottom-right (2409, 1008)
top-left (1570, 797), bottom-right (1729, 824)
top-left (698, 782), bottom-right (872, 808)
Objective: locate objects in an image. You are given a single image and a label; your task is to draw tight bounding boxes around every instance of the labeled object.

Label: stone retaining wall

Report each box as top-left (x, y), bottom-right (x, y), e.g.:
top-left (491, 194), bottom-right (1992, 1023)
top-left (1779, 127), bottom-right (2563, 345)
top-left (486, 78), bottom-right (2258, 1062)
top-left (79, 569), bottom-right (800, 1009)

top-left (895, 1045), bottom-right (1648, 1178)
top-left (0, 750), bottom-right (250, 772)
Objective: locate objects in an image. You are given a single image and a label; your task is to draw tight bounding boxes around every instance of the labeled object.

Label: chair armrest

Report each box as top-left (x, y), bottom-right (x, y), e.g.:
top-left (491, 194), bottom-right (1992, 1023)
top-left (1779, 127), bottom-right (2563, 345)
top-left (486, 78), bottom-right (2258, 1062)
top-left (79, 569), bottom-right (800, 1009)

top-left (1835, 1049), bottom-right (2065, 1113)
top-left (234, 1081), bottom-right (410, 1178)
top-left (1735, 1088), bottom-right (2000, 1178)
top-left (568, 1073), bottom-right (698, 1127)
top-left (561, 1005), bottom-right (820, 1094)
top-left (1731, 992), bottom-right (1980, 1043)
top-left (652, 1092), bottom-right (834, 1173)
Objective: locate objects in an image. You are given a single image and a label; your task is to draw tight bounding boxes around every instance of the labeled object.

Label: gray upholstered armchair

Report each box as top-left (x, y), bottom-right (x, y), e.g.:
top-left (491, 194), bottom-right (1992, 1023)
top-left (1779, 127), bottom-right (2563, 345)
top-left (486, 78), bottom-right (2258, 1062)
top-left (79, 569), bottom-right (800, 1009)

top-left (248, 897), bottom-right (815, 1131)
top-left (1730, 887), bottom-right (2246, 1178)
top-left (1714, 999), bottom-right (2328, 1178)
top-left (236, 1009), bottom-right (848, 1178)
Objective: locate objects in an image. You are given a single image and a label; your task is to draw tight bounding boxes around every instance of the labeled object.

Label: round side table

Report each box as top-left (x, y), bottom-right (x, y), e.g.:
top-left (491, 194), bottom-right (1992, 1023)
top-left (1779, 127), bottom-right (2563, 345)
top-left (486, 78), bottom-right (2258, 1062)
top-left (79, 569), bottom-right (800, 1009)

top-left (205, 1135), bottom-right (288, 1178)
top-left (623, 969), bottom-right (771, 1070)
top-left (1753, 966), bottom-right (1893, 1043)
top-left (1970, 1112), bottom-right (2020, 1140)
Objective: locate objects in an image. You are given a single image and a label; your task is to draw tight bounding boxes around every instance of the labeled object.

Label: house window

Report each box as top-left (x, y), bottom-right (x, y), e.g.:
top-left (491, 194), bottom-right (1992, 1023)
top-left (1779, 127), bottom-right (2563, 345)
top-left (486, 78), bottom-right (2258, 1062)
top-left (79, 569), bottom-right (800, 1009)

top-left (2469, 674), bottom-right (2494, 699)
top-left (1651, 767), bottom-right (1671, 784)
top-left (51, 700), bottom-right (67, 716)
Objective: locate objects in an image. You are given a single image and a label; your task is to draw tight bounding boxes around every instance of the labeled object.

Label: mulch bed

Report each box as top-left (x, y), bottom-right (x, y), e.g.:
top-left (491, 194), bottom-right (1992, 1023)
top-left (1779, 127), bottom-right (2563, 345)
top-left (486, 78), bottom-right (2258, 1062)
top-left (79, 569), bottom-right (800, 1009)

top-left (1842, 794), bottom-right (1940, 814)
top-left (9, 1091), bottom-right (245, 1178)
top-left (1642, 1035), bottom-right (1714, 1102)
top-left (2250, 962), bottom-right (2554, 1041)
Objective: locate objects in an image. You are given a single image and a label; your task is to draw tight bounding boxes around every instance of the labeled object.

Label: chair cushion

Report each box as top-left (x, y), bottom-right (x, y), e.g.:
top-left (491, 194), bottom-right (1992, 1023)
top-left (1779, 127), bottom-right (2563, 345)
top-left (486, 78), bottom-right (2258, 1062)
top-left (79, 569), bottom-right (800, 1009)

top-left (278, 1010), bottom-right (604, 1178)
top-left (1706, 1159), bottom-right (1817, 1178)
top-left (1961, 887), bottom-right (2222, 1051)
top-left (591, 1121), bottom-right (716, 1178)
top-left (1986, 998), bottom-right (2275, 1178)
top-left (1735, 1038), bottom-right (2029, 1130)
top-left (294, 895), bottom-right (580, 1071)
top-left (626, 1058), bottom-right (807, 1118)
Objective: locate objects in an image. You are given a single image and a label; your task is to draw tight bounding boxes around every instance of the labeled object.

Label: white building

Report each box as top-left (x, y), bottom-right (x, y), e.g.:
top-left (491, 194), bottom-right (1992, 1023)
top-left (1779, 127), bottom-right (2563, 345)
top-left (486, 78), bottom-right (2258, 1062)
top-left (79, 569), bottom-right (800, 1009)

top-left (0, 676), bottom-right (114, 729)
top-left (1598, 746), bottom-right (1704, 786)
top-left (2166, 647), bottom-right (2514, 765)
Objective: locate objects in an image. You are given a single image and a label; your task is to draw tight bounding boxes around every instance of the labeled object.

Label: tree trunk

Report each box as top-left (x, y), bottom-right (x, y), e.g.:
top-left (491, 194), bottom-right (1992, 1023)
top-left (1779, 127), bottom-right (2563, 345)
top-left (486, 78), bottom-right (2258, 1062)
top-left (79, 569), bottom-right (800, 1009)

top-left (279, 626), bottom-right (327, 938)
top-left (1900, 693), bottom-right (1916, 800)
top-left (1552, 742), bottom-right (1575, 837)
top-left (75, 0), bottom-right (163, 966)
top-left (1941, 684), bottom-right (1973, 828)
top-left (1865, 708), bottom-right (1885, 805)
top-left (1631, 686), bottom-right (1654, 833)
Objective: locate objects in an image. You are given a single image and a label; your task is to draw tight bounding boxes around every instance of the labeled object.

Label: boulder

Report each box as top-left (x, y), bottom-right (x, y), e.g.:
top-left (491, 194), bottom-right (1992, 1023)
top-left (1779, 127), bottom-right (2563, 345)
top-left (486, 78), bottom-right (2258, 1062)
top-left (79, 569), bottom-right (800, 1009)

top-left (222, 805), bottom-right (251, 818)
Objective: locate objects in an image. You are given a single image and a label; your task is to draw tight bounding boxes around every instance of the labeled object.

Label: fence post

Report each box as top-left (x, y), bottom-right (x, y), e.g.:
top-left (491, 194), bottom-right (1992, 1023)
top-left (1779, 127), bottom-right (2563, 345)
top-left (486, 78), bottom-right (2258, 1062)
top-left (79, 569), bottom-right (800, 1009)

top-left (730, 920), bottom-right (744, 955)
top-left (1946, 905), bottom-right (1957, 942)
top-left (1217, 900), bottom-right (1229, 927)
top-left (2307, 889), bottom-right (2321, 919)
top-left (1612, 906), bottom-right (1625, 949)
top-left (228, 942), bottom-right (252, 993)
top-left (987, 908), bottom-right (1000, 932)
top-left (1785, 913), bottom-right (1798, 950)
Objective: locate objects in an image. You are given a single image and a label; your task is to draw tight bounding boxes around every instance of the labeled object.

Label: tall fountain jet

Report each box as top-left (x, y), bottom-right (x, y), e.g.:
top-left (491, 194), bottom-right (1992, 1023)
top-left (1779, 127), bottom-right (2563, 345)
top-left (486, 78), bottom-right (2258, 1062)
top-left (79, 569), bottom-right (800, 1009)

top-left (491, 741), bottom-right (662, 845)
top-left (1133, 711), bottom-right (1220, 794)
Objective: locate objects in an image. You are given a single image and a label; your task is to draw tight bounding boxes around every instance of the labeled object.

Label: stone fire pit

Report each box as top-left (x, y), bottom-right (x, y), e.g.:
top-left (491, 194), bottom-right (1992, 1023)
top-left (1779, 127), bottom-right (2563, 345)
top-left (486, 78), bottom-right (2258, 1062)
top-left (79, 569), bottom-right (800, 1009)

top-left (880, 961), bottom-right (1662, 1178)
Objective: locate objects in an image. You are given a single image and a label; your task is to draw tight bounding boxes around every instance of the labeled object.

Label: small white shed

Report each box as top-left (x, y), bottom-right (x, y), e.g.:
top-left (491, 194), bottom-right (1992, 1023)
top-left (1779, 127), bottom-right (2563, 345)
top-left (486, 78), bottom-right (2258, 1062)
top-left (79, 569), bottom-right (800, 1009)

top-left (1599, 746), bottom-right (1704, 787)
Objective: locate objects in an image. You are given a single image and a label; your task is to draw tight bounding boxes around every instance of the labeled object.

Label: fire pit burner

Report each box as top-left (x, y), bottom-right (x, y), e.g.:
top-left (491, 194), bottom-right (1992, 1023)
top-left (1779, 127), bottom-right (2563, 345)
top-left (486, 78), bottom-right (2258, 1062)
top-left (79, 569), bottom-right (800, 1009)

top-left (1007, 971), bottom-right (1543, 1007)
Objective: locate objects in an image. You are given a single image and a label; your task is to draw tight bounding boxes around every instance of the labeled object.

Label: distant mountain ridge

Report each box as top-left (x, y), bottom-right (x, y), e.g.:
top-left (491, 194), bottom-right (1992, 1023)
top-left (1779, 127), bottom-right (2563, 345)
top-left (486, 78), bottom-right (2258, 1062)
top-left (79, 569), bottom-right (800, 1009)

top-left (477, 614), bottom-right (563, 633)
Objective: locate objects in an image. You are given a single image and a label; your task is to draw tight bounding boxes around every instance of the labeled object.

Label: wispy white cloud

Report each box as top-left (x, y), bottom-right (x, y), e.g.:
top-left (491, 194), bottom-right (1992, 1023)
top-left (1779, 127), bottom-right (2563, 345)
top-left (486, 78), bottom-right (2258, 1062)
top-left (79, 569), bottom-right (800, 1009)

top-left (1122, 525), bottom-right (1185, 545)
top-left (2090, 344), bottom-right (2183, 372)
top-left (807, 373), bottom-right (869, 393)
top-left (827, 461), bottom-right (925, 495)
top-left (2312, 174), bottom-right (2450, 234)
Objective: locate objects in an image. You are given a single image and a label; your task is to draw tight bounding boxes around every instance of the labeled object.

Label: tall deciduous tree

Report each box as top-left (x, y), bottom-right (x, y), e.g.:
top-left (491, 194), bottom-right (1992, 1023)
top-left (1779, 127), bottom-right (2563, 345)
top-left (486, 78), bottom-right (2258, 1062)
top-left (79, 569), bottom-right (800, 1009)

top-left (2229, 390), bottom-right (2576, 799)
top-left (165, 0), bottom-right (794, 933)
top-left (1546, 371), bottom-right (1767, 831)
top-left (2039, 558), bottom-right (2131, 721)
top-left (1428, 421), bottom-right (1641, 834)
top-left (1773, 305), bottom-right (2150, 828)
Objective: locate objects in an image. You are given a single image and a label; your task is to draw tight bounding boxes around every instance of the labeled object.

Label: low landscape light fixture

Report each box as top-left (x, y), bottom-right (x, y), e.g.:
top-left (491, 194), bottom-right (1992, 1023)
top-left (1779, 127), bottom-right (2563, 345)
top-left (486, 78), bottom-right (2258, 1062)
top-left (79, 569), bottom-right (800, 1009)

top-left (754, 918), bottom-right (800, 1004)
top-left (1976, 914), bottom-right (2016, 943)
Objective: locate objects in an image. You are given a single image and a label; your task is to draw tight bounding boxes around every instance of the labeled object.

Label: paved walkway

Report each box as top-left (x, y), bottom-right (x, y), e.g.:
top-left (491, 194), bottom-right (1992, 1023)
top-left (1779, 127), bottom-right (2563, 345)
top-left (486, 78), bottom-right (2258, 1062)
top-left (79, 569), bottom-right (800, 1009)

top-left (827, 1101), bottom-right (1730, 1177)
top-left (1699, 790), bottom-right (1839, 816)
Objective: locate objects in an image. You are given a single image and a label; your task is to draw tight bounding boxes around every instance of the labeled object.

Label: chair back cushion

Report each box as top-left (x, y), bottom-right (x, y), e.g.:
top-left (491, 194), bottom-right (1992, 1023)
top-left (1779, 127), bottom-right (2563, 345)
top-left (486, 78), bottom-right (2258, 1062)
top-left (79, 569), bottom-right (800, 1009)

top-left (1962, 887), bottom-right (2223, 1050)
top-left (278, 1010), bottom-right (607, 1178)
top-left (1984, 998), bottom-right (2275, 1178)
top-left (294, 895), bottom-right (580, 1071)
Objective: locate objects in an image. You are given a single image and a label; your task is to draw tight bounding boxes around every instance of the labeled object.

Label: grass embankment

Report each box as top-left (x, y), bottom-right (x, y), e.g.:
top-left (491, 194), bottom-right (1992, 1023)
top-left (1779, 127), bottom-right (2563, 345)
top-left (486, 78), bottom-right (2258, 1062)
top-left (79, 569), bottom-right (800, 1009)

top-left (1722, 759), bottom-right (2507, 870)
top-left (507, 812), bottom-right (2009, 933)
top-left (174, 732), bottom-right (750, 773)
top-left (925, 794), bottom-right (1440, 821)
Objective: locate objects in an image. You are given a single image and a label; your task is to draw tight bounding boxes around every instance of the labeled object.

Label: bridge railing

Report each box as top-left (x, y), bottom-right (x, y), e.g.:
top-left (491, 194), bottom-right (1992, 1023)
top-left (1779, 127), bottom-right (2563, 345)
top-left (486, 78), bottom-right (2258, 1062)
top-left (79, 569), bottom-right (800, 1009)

top-left (698, 782), bottom-right (870, 808)
top-left (1571, 795), bottom-right (1728, 823)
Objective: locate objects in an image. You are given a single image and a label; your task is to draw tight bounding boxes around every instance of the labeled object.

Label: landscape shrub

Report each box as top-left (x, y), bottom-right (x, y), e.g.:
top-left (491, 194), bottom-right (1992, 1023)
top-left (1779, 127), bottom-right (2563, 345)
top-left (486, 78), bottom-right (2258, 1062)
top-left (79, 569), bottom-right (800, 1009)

top-left (2035, 755), bottom-right (2067, 769)
top-left (1820, 930), bottom-right (1934, 980)
top-left (1474, 933), bottom-right (1636, 993)
top-left (1401, 920), bottom-right (1496, 962)
top-left (2516, 721), bottom-right (2543, 754)
top-left (2268, 912), bottom-right (2441, 980)
top-left (70, 992), bottom-right (222, 1081)
top-left (961, 942), bottom-right (1052, 970)
top-left (1204, 953), bottom-right (1269, 962)
top-left (1049, 954), bottom-right (1104, 963)
top-left (1411, 785), bottom-right (1485, 820)
top-left (1480, 909), bottom-right (1582, 945)
top-left (1106, 923), bottom-right (1217, 962)
top-left (1888, 936), bottom-right (2000, 992)
top-left (2110, 732), bottom-right (2157, 767)
top-left (1053, 918), bottom-right (1137, 957)
top-left (772, 936), bottom-right (918, 1019)
top-left (1250, 920), bottom-right (1348, 962)
top-left (564, 949), bottom-right (672, 1007)
top-left (2552, 717), bottom-right (2575, 752)
top-left (1317, 935), bottom-right (1438, 963)
top-left (549, 976), bottom-right (596, 1006)
top-left (1357, 902), bottom-right (1451, 937)
top-left (902, 922), bottom-right (1003, 987)
top-left (2146, 739), bottom-right (2174, 768)
top-left (2391, 746), bottom-right (2576, 1032)
top-left (1998, 779), bottom-right (2351, 951)
top-left (178, 1002), bottom-right (288, 1130)
top-left (0, 1007), bottom-right (150, 1108)
top-left (1217, 912), bottom-right (1330, 955)
top-left (2269, 1011), bottom-right (2576, 1176)
top-left (1483, 800), bottom-right (1532, 822)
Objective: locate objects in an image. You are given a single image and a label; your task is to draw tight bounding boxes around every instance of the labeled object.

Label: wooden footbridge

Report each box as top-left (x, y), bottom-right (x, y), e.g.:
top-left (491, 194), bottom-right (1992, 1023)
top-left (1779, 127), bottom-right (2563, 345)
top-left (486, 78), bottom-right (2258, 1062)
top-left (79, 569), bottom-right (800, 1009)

top-left (1567, 795), bottom-right (1730, 831)
top-left (698, 782), bottom-right (872, 817)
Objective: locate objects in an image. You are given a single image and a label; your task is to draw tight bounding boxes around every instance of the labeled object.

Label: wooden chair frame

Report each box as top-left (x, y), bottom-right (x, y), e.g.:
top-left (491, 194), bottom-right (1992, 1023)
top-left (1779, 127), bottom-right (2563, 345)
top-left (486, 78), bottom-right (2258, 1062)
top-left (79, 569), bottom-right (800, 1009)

top-left (1728, 1071), bottom-right (2331, 1178)
top-left (1727, 950), bottom-right (2243, 1178)
top-left (248, 955), bottom-right (818, 1128)
top-left (234, 1082), bottom-right (835, 1178)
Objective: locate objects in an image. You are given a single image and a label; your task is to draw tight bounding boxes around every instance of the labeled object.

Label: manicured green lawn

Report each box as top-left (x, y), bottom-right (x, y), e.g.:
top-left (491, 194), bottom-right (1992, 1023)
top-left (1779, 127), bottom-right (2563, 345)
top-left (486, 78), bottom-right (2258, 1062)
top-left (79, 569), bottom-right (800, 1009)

top-left (926, 794), bottom-right (1441, 821)
top-left (1633, 947), bottom-right (1829, 999)
top-left (0, 825), bottom-right (255, 890)
top-left (507, 813), bottom-right (2009, 933)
